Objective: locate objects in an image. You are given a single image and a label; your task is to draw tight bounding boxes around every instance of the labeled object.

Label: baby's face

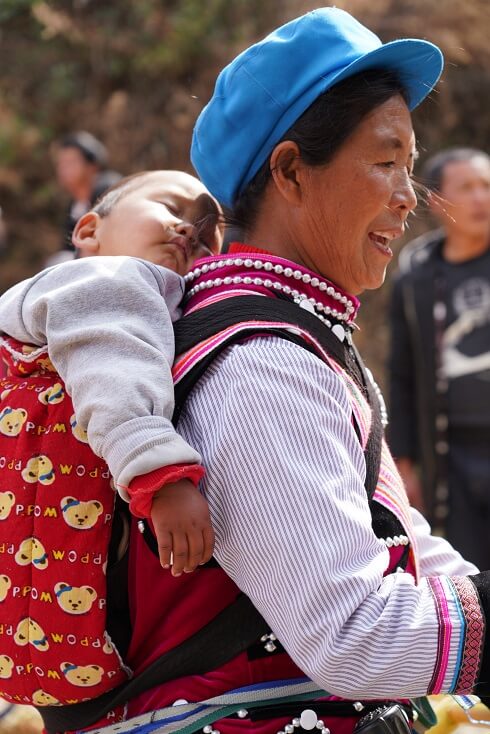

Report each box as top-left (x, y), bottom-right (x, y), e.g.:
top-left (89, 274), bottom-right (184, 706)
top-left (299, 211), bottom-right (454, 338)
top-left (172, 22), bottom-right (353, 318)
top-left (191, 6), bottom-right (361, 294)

top-left (95, 171), bottom-right (222, 274)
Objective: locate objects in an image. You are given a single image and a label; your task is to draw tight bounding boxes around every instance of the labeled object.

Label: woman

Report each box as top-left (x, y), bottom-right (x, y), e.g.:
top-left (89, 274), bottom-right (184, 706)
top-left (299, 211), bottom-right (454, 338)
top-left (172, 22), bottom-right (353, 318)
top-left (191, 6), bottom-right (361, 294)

top-left (1, 8), bottom-right (490, 734)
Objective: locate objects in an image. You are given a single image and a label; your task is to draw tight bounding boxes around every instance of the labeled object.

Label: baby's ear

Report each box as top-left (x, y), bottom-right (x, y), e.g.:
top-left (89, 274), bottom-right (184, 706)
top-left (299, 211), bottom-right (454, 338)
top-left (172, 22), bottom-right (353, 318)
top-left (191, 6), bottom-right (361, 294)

top-left (72, 211), bottom-right (102, 256)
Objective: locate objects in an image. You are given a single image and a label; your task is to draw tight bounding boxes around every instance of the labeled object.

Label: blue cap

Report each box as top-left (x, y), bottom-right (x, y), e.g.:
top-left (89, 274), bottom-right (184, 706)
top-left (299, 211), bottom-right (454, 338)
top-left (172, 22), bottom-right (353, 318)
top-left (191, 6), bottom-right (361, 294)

top-left (191, 7), bottom-right (443, 208)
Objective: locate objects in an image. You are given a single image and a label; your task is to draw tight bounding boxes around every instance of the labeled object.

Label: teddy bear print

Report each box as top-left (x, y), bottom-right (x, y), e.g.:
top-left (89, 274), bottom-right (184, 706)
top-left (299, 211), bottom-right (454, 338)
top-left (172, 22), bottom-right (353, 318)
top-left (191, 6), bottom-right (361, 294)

top-left (0, 491), bottom-right (15, 520)
top-left (70, 414), bottom-right (89, 444)
top-left (38, 382), bottom-right (65, 406)
top-left (32, 689), bottom-right (60, 706)
top-left (54, 582), bottom-right (97, 615)
top-left (61, 662), bottom-right (104, 687)
top-left (61, 497), bottom-right (103, 530)
top-left (0, 575), bottom-right (11, 602)
top-left (21, 455), bottom-right (55, 485)
top-left (0, 655), bottom-right (14, 679)
top-left (0, 406), bottom-right (28, 437)
top-left (14, 617), bottom-right (49, 651)
top-left (15, 537), bottom-right (48, 570)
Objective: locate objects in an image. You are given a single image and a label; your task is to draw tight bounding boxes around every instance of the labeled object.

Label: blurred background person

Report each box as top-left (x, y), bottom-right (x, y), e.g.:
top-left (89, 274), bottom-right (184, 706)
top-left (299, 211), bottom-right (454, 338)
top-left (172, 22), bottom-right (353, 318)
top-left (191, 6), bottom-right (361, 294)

top-left (389, 147), bottom-right (490, 568)
top-left (54, 131), bottom-right (121, 252)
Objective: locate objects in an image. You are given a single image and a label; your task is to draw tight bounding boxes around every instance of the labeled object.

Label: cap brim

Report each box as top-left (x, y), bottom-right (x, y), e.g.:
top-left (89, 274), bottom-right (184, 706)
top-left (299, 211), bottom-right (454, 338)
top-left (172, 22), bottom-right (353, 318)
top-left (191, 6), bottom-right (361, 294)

top-left (328, 38), bottom-right (444, 110)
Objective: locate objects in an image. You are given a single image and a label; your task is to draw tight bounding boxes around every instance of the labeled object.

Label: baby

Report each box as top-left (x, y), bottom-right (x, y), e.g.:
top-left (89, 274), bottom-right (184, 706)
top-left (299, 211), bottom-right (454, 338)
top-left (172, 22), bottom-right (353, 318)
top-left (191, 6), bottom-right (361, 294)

top-left (0, 169), bottom-right (222, 577)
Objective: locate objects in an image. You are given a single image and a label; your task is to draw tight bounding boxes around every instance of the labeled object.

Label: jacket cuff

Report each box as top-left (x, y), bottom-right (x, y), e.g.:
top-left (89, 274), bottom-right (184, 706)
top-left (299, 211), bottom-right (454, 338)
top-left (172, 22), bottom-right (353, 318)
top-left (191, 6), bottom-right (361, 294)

top-left (124, 463), bottom-right (205, 519)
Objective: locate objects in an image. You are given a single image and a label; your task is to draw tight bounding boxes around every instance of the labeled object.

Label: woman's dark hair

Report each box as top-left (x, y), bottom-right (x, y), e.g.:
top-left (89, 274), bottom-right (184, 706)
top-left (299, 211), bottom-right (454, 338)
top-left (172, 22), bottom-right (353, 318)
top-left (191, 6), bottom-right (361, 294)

top-left (231, 69), bottom-right (409, 232)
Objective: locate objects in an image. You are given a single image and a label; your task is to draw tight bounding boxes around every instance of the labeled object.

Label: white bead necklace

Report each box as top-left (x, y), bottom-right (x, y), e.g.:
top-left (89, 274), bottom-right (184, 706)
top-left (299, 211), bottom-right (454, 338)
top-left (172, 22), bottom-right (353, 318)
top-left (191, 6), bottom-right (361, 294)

top-left (185, 258), bottom-right (356, 328)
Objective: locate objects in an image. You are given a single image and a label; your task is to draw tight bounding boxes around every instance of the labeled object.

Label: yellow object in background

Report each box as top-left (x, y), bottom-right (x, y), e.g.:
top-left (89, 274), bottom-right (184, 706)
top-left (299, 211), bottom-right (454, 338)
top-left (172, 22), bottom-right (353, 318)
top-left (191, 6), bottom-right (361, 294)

top-left (429, 696), bottom-right (490, 734)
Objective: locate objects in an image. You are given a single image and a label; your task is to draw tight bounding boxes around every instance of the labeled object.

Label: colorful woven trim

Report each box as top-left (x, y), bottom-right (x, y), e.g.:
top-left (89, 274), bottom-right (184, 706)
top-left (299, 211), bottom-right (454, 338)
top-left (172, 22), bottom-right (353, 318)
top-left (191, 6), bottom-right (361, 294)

top-left (427, 576), bottom-right (454, 694)
top-left (450, 576), bottom-right (485, 693)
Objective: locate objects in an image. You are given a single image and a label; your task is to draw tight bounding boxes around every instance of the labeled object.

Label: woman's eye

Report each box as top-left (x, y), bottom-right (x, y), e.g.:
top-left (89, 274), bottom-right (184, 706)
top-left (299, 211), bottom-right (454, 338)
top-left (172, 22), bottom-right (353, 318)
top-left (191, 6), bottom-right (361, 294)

top-left (159, 201), bottom-right (179, 215)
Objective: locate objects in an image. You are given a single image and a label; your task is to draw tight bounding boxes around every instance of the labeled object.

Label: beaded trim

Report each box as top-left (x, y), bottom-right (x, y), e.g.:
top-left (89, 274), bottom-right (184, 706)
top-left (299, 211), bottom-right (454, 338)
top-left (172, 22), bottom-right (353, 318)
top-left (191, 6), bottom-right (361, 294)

top-left (384, 535), bottom-right (409, 548)
top-left (185, 257), bottom-right (357, 326)
top-left (451, 576), bottom-right (485, 693)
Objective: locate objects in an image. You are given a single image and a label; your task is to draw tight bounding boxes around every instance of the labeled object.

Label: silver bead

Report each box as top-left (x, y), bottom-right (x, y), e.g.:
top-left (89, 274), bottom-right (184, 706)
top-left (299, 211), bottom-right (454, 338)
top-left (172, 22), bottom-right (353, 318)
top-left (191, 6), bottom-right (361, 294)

top-left (322, 728), bottom-right (330, 734)
top-left (284, 267), bottom-right (293, 277)
top-left (318, 281), bottom-right (327, 291)
top-left (385, 537), bottom-right (394, 548)
top-left (203, 726), bottom-right (213, 733)
top-left (264, 279), bottom-right (273, 288)
top-left (265, 640), bottom-right (277, 652)
top-left (211, 729), bottom-right (220, 734)
top-left (224, 277), bottom-right (233, 285)
top-left (285, 725), bottom-right (295, 733)
top-left (214, 278), bottom-right (223, 286)
top-left (316, 720), bottom-right (325, 729)
top-left (260, 634), bottom-right (268, 642)
top-left (233, 276), bottom-right (241, 284)
top-left (237, 709), bottom-right (248, 719)
top-left (254, 278), bottom-right (263, 286)
top-left (274, 264), bottom-right (283, 274)
top-left (235, 258), bottom-right (243, 266)
top-left (254, 260), bottom-right (263, 269)
top-left (209, 261), bottom-right (217, 270)
top-left (264, 261), bottom-right (273, 270)
top-left (300, 710), bottom-right (318, 730)
top-left (293, 270), bottom-right (302, 279)
top-left (269, 633), bottom-right (277, 640)
top-left (292, 719), bottom-right (301, 728)
top-left (201, 264), bottom-right (209, 273)
top-left (283, 285), bottom-right (291, 294)
top-left (353, 702), bottom-right (365, 712)
top-left (137, 520), bottom-right (145, 534)
top-left (243, 277), bottom-right (252, 284)
top-left (225, 259), bottom-right (233, 266)
top-left (393, 536), bottom-right (401, 547)
top-left (244, 259), bottom-right (253, 268)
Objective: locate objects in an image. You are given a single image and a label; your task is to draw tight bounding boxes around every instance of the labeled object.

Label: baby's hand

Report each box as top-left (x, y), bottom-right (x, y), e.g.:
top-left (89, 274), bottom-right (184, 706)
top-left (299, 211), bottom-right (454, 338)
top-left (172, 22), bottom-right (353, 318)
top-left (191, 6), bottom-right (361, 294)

top-left (150, 479), bottom-right (215, 576)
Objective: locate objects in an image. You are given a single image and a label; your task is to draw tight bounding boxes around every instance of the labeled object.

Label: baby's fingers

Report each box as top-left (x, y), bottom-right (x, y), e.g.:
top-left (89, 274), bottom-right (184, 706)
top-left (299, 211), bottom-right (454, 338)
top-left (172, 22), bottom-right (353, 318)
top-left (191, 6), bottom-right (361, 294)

top-left (184, 529), bottom-right (204, 573)
top-left (156, 528), bottom-right (173, 570)
top-left (170, 531), bottom-right (188, 577)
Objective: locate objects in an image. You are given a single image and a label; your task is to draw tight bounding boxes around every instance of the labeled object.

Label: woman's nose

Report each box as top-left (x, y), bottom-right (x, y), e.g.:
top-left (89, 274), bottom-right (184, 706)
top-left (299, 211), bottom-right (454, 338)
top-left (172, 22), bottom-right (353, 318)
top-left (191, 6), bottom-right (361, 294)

top-left (390, 170), bottom-right (417, 216)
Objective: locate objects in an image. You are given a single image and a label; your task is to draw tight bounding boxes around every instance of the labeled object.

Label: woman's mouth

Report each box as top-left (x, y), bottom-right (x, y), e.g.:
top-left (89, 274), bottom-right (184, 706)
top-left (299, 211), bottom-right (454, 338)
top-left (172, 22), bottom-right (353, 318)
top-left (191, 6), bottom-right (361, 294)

top-left (368, 231), bottom-right (394, 257)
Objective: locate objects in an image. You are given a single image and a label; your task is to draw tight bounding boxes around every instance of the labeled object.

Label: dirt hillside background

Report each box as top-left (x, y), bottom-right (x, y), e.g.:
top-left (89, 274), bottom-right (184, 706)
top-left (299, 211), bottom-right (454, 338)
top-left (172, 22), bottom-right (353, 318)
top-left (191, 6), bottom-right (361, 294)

top-left (1, 0), bottom-right (489, 387)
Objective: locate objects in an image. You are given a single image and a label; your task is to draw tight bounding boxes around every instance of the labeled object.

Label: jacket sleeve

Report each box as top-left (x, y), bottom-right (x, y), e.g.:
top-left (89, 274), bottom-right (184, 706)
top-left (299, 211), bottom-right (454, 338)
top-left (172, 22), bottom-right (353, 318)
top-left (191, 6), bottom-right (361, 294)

top-left (0, 256), bottom-right (201, 496)
top-left (387, 273), bottom-right (417, 460)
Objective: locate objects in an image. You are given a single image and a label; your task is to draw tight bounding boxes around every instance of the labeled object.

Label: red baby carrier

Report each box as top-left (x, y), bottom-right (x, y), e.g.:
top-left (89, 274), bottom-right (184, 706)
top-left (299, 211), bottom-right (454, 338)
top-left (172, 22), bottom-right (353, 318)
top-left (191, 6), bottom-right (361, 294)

top-left (0, 337), bottom-right (131, 709)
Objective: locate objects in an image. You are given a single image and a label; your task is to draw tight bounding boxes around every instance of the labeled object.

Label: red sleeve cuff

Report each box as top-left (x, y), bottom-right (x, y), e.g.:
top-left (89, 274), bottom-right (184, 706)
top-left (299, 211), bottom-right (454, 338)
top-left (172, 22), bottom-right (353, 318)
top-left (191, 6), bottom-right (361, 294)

top-left (125, 463), bottom-right (205, 519)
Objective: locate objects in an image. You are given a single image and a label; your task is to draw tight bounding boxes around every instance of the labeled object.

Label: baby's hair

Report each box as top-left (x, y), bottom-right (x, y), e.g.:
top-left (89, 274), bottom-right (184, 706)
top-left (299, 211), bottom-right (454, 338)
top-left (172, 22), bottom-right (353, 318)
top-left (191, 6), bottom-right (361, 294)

top-left (92, 171), bottom-right (155, 218)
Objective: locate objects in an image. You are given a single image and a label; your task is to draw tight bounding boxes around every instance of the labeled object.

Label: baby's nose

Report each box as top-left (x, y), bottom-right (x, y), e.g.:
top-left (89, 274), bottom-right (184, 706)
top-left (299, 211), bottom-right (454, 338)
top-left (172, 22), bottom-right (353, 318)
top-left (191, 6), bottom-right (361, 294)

top-left (175, 221), bottom-right (197, 244)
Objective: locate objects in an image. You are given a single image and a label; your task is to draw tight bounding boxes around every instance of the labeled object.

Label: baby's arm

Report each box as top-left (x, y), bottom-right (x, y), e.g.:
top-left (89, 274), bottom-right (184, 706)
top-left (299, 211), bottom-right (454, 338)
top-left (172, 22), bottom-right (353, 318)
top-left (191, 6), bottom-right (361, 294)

top-left (0, 256), bottom-right (214, 573)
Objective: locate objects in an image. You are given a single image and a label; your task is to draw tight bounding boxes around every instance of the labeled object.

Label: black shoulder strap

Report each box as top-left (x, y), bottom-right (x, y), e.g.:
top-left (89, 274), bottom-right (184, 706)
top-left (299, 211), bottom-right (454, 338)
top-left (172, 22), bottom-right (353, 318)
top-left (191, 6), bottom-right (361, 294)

top-left (173, 295), bottom-right (383, 501)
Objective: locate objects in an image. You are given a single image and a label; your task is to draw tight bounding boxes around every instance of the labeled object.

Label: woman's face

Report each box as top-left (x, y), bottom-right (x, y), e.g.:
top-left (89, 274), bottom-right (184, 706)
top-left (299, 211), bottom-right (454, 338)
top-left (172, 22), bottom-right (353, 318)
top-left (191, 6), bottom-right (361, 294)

top-left (295, 94), bottom-right (417, 295)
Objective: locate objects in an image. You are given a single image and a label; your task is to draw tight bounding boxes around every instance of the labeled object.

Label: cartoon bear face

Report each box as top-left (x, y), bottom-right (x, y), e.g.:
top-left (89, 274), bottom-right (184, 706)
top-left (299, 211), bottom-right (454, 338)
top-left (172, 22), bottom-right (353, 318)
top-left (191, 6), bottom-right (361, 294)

top-left (21, 455), bottom-right (55, 485)
top-left (61, 497), bottom-right (103, 530)
top-left (0, 406), bottom-right (28, 437)
top-left (38, 382), bottom-right (65, 406)
top-left (54, 582), bottom-right (97, 615)
top-left (32, 689), bottom-right (60, 706)
top-left (15, 537), bottom-right (48, 570)
top-left (0, 575), bottom-right (11, 602)
top-left (0, 491), bottom-right (15, 520)
top-left (14, 617), bottom-right (49, 651)
top-left (70, 414), bottom-right (89, 444)
top-left (61, 662), bottom-right (104, 687)
top-left (0, 654), bottom-right (14, 679)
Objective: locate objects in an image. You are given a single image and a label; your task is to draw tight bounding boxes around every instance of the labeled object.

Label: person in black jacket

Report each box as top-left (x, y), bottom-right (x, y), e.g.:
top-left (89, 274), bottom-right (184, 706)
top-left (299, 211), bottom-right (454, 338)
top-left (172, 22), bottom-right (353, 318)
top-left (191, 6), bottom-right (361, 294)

top-left (54, 131), bottom-right (121, 251)
top-left (389, 147), bottom-right (490, 567)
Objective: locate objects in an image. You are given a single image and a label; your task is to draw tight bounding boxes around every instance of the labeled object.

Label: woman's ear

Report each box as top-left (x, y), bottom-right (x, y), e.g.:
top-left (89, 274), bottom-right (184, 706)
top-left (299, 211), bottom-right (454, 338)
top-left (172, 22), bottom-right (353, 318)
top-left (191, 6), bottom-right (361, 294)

top-left (72, 212), bottom-right (102, 256)
top-left (269, 141), bottom-right (303, 206)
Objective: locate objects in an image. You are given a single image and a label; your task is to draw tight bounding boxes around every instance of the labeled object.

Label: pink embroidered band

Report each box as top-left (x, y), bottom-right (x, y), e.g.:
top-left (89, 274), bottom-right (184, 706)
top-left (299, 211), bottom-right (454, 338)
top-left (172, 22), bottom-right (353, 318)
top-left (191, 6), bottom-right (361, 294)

top-left (427, 576), bottom-right (453, 694)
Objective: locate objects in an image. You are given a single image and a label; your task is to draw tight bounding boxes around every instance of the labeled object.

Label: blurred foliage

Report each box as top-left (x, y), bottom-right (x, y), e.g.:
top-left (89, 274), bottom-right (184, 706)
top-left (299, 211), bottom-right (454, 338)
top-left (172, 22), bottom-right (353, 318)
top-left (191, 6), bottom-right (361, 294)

top-left (0, 0), bottom-right (489, 384)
